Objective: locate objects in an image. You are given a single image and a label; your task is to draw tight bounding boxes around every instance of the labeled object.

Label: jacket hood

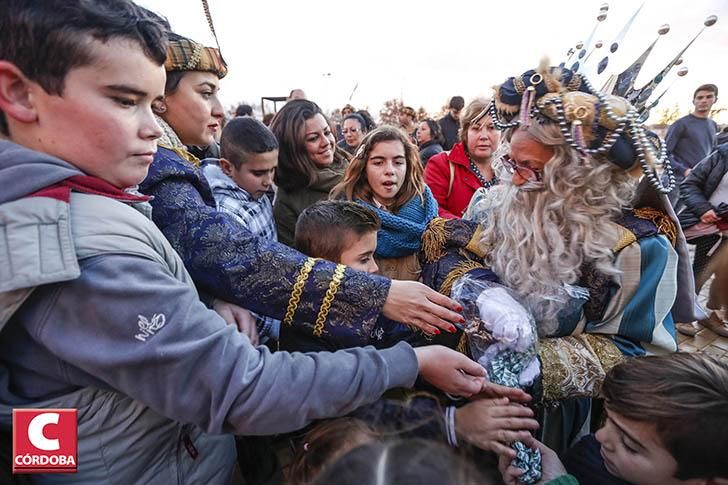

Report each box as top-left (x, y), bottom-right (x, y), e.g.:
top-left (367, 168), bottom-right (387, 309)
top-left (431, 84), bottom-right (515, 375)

top-left (201, 162), bottom-right (238, 192)
top-left (0, 140), bottom-right (83, 203)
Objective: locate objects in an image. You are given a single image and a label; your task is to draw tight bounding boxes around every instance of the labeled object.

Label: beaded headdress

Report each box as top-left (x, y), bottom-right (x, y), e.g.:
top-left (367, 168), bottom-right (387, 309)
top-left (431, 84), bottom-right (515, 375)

top-left (485, 61), bottom-right (674, 193)
top-left (482, 4), bottom-right (718, 195)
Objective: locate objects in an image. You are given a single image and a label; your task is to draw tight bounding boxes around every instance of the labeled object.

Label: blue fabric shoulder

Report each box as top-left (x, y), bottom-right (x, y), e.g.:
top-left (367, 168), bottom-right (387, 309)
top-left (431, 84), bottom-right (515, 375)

top-left (139, 147), bottom-right (392, 347)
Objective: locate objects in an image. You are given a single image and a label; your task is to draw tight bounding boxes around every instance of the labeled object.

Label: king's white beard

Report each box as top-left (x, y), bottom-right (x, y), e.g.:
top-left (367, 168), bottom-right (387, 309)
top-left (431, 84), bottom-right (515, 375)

top-left (483, 184), bottom-right (621, 334)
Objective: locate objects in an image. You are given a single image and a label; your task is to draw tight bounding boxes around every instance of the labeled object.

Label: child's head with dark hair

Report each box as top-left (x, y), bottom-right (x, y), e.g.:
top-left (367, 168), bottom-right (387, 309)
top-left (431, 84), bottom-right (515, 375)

top-left (597, 353), bottom-right (728, 484)
top-left (0, 0), bottom-right (168, 138)
top-left (218, 117), bottom-right (278, 200)
top-left (235, 104), bottom-right (253, 117)
top-left (311, 438), bottom-right (490, 485)
top-left (0, 0), bottom-right (169, 189)
top-left (285, 418), bottom-right (379, 485)
top-left (295, 200), bottom-right (380, 273)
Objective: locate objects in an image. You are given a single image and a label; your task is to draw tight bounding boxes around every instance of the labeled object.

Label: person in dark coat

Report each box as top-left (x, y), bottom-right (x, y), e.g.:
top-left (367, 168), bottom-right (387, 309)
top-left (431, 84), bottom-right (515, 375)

top-left (416, 118), bottom-right (444, 166)
top-left (676, 143), bottom-right (728, 337)
top-left (438, 96), bottom-right (464, 151)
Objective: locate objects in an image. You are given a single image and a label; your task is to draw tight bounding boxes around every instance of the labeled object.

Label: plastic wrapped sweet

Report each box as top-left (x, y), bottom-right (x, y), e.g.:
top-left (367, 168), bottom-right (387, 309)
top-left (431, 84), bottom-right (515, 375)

top-left (452, 275), bottom-right (542, 484)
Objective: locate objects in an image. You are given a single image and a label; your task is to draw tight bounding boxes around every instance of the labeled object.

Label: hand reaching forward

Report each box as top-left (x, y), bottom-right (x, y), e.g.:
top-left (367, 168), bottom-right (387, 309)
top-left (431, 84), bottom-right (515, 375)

top-left (498, 436), bottom-right (567, 485)
top-left (413, 345), bottom-right (486, 397)
top-left (384, 280), bottom-right (464, 335)
top-left (456, 397), bottom-right (539, 458)
top-left (212, 299), bottom-right (259, 345)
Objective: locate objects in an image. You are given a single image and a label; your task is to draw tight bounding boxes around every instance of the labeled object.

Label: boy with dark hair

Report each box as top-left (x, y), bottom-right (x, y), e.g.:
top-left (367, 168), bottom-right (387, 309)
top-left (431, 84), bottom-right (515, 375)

top-left (500, 353), bottom-right (728, 485)
top-left (203, 116), bottom-right (278, 240)
top-left (282, 201), bottom-right (383, 352)
top-left (203, 117), bottom-right (280, 341)
top-left (439, 95), bottom-right (465, 150)
top-left (295, 200), bottom-right (380, 274)
top-left (0, 1), bottom-right (492, 481)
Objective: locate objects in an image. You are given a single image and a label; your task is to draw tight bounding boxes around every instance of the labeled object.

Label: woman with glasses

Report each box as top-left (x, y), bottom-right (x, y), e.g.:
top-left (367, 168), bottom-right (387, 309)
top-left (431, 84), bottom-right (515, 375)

top-left (337, 113), bottom-right (368, 155)
top-left (423, 98), bottom-right (501, 219)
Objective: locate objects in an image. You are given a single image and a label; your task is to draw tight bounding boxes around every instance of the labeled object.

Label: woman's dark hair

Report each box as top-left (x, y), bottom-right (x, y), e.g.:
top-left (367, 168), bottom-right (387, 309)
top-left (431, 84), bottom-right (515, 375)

top-left (311, 438), bottom-right (490, 485)
top-left (270, 99), bottom-right (348, 190)
top-left (0, 0), bottom-right (168, 135)
top-left (420, 118), bottom-right (444, 145)
top-left (343, 113), bottom-right (367, 133)
top-left (356, 110), bottom-right (377, 131)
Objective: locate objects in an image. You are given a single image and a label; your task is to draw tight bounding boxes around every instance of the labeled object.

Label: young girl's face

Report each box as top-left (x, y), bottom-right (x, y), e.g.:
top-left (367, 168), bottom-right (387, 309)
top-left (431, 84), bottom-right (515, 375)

top-left (365, 140), bottom-right (407, 206)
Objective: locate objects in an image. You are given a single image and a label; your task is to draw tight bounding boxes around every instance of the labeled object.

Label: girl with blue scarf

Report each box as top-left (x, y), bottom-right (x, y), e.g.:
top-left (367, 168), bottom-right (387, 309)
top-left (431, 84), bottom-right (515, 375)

top-left (332, 127), bottom-right (439, 281)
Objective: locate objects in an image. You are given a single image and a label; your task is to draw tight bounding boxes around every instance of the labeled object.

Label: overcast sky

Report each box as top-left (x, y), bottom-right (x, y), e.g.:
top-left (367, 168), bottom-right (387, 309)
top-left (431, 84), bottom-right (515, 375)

top-left (138, 0), bottom-right (728, 123)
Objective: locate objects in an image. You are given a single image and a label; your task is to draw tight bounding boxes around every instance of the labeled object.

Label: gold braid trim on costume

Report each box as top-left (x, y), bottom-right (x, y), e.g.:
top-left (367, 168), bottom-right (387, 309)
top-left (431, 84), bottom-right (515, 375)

top-left (313, 264), bottom-right (346, 337)
top-left (439, 260), bottom-right (486, 297)
top-left (421, 217), bottom-right (449, 263)
top-left (613, 225), bottom-right (637, 253)
top-left (537, 334), bottom-right (624, 403)
top-left (455, 333), bottom-right (469, 355)
top-left (633, 207), bottom-right (678, 247)
top-left (464, 224), bottom-right (486, 258)
top-left (283, 257), bottom-right (317, 326)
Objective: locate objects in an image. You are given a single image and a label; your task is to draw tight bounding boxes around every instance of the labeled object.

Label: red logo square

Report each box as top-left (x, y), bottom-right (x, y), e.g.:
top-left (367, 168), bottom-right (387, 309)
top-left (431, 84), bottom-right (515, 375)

top-left (12, 409), bottom-right (77, 474)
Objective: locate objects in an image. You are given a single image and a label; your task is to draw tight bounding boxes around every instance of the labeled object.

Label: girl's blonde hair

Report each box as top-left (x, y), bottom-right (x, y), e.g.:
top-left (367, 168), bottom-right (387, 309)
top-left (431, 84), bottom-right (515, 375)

top-left (330, 126), bottom-right (424, 213)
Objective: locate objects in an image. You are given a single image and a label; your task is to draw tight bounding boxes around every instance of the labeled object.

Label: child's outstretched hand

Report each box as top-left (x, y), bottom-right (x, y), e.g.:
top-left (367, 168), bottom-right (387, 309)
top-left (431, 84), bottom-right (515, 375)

top-left (384, 280), bottom-right (465, 335)
top-left (413, 345), bottom-right (486, 397)
top-left (455, 398), bottom-right (539, 458)
top-left (212, 299), bottom-right (260, 345)
top-left (497, 436), bottom-right (567, 485)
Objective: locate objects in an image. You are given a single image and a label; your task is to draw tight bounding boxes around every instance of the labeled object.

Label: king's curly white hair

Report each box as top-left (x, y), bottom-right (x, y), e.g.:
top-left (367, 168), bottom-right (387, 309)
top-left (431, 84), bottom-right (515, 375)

top-left (480, 122), bottom-right (636, 335)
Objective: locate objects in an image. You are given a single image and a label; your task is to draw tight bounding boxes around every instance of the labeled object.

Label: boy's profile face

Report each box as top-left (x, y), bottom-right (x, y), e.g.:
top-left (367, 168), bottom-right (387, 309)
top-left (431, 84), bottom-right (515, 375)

top-left (596, 410), bottom-right (692, 485)
top-left (7, 38), bottom-right (165, 188)
top-left (339, 231), bottom-right (378, 274)
top-left (220, 149), bottom-right (278, 200)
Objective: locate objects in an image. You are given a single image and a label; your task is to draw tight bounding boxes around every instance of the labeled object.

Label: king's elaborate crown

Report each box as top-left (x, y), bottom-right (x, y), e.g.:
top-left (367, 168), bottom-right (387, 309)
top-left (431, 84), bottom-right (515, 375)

top-left (482, 4), bottom-right (718, 195)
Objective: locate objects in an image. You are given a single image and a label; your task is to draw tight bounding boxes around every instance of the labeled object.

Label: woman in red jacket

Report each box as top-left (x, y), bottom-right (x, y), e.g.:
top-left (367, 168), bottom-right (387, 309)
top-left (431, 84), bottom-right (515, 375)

top-left (424, 98), bottom-right (501, 218)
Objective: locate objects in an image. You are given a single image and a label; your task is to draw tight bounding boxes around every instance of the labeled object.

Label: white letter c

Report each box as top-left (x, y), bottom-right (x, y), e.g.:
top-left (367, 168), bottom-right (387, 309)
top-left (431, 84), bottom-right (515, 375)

top-left (28, 413), bottom-right (60, 451)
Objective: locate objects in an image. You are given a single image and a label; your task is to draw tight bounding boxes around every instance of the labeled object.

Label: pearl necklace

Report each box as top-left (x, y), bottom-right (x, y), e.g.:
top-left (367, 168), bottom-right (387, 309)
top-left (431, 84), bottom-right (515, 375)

top-left (468, 156), bottom-right (499, 189)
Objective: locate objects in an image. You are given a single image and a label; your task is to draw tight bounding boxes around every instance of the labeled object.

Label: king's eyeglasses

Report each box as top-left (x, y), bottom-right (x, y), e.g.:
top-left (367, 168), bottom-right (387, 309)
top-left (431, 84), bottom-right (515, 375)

top-left (501, 156), bottom-right (543, 182)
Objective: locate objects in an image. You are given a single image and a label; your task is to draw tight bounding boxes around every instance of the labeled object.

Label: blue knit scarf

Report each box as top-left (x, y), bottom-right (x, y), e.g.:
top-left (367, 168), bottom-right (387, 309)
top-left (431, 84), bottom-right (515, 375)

top-left (358, 185), bottom-right (439, 258)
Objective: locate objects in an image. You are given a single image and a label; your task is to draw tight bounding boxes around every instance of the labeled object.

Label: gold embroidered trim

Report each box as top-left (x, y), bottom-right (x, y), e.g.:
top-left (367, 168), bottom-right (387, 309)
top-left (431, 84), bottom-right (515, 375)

top-left (537, 334), bottom-right (623, 403)
top-left (313, 264), bottom-right (346, 337)
top-left (613, 225), bottom-right (637, 252)
top-left (584, 334), bottom-right (625, 375)
top-left (456, 333), bottom-right (469, 355)
top-left (158, 144), bottom-right (201, 167)
top-left (421, 217), bottom-right (449, 263)
top-left (439, 259), bottom-right (486, 297)
top-left (567, 74), bottom-right (582, 92)
top-left (283, 257), bottom-right (317, 326)
top-left (464, 224), bottom-right (486, 258)
top-left (633, 207), bottom-right (677, 247)
top-left (513, 76), bottom-right (526, 95)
